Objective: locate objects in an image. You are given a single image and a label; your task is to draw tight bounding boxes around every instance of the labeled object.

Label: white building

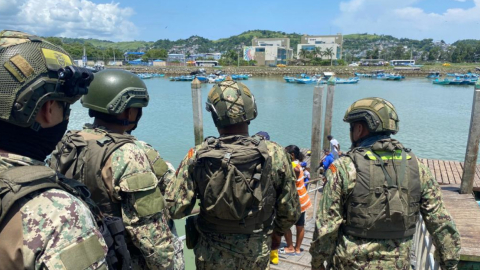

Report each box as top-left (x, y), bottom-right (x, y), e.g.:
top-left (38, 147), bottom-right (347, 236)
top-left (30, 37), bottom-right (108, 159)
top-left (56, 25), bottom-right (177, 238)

top-left (297, 34), bottom-right (343, 60)
top-left (243, 37), bottom-right (293, 66)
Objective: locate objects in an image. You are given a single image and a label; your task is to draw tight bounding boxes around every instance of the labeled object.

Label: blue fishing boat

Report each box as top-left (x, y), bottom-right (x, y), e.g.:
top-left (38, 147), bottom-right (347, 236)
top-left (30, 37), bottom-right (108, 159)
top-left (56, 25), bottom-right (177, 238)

top-left (138, 73), bottom-right (153, 79)
top-left (354, 72), bottom-right (373, 78)
top-left (196, 76), bottom-right (209, 83)
top-left (295, 78), bottom-right (317, 84)
top-left (426, 72), bottom-right (441, 79)
top-left (336, 77), bottom-right (360, 84)
top-left (284, 76), bottom-right (296, 83)
top-left (169, 75), bottom-right (195, 82)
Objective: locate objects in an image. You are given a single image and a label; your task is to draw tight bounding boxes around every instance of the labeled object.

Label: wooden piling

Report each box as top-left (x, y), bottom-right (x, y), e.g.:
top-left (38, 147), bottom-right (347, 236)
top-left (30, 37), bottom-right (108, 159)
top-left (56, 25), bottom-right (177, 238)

top-left (461, 80), bottom-right (480, 194)
top-left (191, 78), bottom-right (203, 146)
top-left (310, 83), bottom-right (324, 180)
top-left (323, 76), bottom-right (336, 151)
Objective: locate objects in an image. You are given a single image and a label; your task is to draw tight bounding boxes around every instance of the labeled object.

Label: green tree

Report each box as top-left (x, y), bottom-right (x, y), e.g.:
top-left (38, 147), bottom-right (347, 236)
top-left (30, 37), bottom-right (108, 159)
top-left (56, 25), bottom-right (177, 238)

top-left (299, 49), bottom-right (309, 59)
top-left (393, 45), bottom-right (405, 59)
top-left (145, 48), bottom-right (167, 59)
top-left (314, 47), bottom-right (323, 60)
top-left (324, 47), bottom-right (334, 66)
top-left (45, 37), bottom-right (63, 46)
top-left (428, 46), bottom-right (441, 61)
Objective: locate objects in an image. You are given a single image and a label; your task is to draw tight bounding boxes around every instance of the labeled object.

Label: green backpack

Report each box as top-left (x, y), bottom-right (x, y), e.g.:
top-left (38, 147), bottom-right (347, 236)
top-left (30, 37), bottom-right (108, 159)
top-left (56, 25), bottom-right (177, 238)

top-left (193, 135), bottom-right (276, 234)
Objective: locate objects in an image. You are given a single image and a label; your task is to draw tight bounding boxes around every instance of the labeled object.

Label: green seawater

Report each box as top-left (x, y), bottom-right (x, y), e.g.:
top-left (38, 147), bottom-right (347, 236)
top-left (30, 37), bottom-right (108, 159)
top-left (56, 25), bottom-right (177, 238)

top-left (68, 76), bottom-right (474, 269)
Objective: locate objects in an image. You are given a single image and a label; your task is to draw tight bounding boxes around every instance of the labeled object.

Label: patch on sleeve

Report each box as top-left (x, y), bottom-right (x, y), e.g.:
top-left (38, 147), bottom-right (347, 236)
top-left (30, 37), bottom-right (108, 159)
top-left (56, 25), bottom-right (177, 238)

top-left (60, 234), bottom-right (105, 270)
top-left (328, 164), bottom-right (337, 174)
top-left (187, 148), bottom-right (195, 159)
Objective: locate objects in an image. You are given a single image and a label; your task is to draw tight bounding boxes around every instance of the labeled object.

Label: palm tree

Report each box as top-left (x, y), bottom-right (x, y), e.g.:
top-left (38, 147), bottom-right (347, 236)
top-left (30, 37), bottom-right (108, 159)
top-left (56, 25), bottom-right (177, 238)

top-left (299, 49), bottom-right (309, 59)
top-left (325, 47), bottom-right (334, 66)
top-left (314, 47), bottom-right (323, 60)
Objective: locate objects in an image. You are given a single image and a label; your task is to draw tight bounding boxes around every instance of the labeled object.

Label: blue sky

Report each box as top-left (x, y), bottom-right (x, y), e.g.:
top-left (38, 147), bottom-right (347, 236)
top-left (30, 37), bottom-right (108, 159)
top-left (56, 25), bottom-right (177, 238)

top-left (0, 0), bottom-right (479, 43)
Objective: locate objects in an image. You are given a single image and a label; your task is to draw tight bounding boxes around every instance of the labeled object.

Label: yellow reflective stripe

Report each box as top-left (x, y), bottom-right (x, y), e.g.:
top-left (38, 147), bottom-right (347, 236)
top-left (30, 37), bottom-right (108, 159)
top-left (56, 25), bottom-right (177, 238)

top-left (365, 150), bottom-right (411, 160)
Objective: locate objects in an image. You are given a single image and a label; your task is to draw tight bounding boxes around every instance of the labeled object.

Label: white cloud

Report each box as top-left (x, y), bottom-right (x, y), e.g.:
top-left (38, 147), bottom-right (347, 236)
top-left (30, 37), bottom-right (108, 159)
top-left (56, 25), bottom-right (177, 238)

top-left (0, 0), bottom-right (137, 41)
top-left (454, 0), bottom-right (467, 2)
top-left (334, 0), bottom-right (480, 42)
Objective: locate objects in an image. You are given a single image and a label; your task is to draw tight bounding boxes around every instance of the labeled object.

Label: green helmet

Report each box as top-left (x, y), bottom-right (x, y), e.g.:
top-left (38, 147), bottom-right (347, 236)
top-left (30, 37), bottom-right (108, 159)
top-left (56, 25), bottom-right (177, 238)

top-left (206, 78), bottom-right (257, 128)
top-left (0, 30), bottom-right (93, 128)
top-left (343, 97), bottom-right (399, 134)
top-left (81, 69), bottom-right (149, 115)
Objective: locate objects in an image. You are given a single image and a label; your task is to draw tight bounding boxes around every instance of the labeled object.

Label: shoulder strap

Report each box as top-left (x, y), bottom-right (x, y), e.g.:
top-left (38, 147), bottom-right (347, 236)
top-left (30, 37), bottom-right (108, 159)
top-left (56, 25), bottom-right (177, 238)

top-left (0, 166), bottom-right (63, 225)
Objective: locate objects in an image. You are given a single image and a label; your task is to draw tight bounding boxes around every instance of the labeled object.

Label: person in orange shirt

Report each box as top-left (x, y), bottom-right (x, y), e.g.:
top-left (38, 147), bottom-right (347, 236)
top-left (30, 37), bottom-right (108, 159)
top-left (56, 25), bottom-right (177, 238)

top-left (282, 145), bottom-right (312, 255)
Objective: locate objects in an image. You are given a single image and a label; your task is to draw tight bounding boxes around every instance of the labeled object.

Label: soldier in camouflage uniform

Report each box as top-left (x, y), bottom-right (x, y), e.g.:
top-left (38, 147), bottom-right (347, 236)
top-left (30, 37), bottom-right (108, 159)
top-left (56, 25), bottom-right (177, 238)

top-left (0, 30), bottom-right (108, 269)
top-left (166, 78), bottom-right (301, 269)
top-left (309, 97), bottom-right (461, 270)
top-left (49, 69), bottom-right (184, 270)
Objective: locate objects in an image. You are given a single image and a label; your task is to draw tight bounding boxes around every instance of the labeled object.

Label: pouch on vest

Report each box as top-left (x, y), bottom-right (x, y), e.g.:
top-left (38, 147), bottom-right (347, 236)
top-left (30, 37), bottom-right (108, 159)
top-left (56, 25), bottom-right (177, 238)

top-left (185, 215), bottom-right (199, 249)
top-left (142, 145), bottom-right (169, 193)
top-left (193, 135), bottom-right (276, 234)
top-left (119, 172), bottom-right (165, 217)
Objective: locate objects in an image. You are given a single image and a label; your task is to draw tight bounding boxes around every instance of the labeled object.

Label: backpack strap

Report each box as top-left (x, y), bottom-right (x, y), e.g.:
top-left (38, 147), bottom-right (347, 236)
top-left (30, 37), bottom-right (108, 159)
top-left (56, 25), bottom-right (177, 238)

top-left (0, 166), bottom-right (61, 225)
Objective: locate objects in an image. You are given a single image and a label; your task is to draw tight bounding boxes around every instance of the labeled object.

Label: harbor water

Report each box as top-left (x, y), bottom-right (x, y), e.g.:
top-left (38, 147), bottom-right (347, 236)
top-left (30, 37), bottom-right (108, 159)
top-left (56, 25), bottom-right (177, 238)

top-left (68, 76), bottom-right (475, 269)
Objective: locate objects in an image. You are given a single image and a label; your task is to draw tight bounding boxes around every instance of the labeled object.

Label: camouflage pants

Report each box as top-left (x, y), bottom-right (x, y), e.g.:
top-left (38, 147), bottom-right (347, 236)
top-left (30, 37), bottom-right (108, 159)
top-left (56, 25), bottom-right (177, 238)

top-left (172, 234), bottom-right (185, 270)
top-left (131, 234), bottom-right (185, 270)
top-left (194, 232), bottom-right (271, 270)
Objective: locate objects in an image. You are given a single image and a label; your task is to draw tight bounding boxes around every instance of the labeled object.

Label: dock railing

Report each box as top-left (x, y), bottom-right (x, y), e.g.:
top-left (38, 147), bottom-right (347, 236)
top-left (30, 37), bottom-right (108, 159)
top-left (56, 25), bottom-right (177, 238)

top-left (413, 215), bottom-right (440, 270)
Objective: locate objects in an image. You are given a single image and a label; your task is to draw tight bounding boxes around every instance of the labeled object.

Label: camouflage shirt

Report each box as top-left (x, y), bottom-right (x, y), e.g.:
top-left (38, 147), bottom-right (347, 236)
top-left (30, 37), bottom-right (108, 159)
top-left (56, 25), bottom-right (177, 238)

top-left (133, 140), bottom-right (185, 270)
top-left (0, 152), bottom-right (108, 270)
top-left (81, 125), bottom-right (180, 270)
top-left (166, 138), bottom-right (300, 263)
top-left (309, 155), bottom-right (461, 270)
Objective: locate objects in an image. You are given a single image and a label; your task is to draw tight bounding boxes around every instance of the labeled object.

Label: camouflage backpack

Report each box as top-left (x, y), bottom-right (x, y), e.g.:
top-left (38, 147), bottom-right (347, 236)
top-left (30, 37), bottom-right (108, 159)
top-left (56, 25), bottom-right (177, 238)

top-left (192, 135), bottom-right (276, 234)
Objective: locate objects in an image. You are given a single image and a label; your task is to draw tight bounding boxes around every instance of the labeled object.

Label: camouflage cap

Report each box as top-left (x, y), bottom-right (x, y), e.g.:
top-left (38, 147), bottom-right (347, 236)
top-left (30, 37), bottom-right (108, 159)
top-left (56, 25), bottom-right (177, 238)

top-left (0, 30), bottom-right (80, 128)
top-left (206, 77), bottom-right (257, 128)
top-left (343, 97), bottom-right (399, 134)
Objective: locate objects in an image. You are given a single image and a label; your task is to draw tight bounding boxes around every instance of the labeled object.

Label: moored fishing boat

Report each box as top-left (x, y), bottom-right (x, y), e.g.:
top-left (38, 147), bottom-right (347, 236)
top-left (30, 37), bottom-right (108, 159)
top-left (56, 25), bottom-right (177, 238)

top-left (284, 76), bottom-right (296, 83)
top-left (335, 77), bottom-right (360, 84)
top-left (426, 72), bottom-right (441, 79)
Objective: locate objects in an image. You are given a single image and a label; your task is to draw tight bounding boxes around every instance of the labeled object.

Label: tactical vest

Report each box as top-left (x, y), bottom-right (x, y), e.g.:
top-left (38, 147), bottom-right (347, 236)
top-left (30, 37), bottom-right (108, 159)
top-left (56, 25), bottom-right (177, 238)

top-left (0, 165), bottom-right (132, 270)
top-left (50, 130), bottom-right (136, 216)
top-left (342, 139), bottom-right (421, 239)
top-left (192, 135), bottom-right (276, 234)
top-left (50, 129), bottom-right (170, 265)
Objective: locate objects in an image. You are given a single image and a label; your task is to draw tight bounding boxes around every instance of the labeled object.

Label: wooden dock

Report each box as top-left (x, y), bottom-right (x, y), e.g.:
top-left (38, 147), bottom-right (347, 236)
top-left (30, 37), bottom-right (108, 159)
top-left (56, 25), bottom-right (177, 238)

top-left (272, 158), bottom-right (480, 270)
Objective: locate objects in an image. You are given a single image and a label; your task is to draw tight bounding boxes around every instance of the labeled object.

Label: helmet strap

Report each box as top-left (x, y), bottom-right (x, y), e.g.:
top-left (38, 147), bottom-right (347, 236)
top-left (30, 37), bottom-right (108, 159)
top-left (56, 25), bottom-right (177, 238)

top-left (90, 109), bottom-right (141, 127)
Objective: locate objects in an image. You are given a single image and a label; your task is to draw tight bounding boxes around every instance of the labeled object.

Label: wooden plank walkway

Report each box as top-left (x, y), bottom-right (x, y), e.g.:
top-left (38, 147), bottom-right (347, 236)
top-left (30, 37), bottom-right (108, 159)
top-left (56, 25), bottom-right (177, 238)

top-left (272, 158), bottom-right (480, 269)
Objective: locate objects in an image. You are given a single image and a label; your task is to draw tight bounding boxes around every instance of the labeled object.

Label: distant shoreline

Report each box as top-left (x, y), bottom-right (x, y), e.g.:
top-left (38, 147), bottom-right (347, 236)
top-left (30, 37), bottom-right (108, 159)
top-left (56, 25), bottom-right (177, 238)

top-left (110, 65), bottom-right (480, 77)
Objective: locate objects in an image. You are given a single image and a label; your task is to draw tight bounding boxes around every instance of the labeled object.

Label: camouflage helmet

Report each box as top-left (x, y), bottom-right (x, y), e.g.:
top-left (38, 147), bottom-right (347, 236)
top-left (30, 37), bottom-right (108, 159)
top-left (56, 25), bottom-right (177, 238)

top-left (206, 78), bottom-right (257, 128)
top-left (343, 97), bottom-right (399, 134)
top-left (81, 69), bottom-right (149, 115)
top-left (0, 30), bottom-right (93, 128)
